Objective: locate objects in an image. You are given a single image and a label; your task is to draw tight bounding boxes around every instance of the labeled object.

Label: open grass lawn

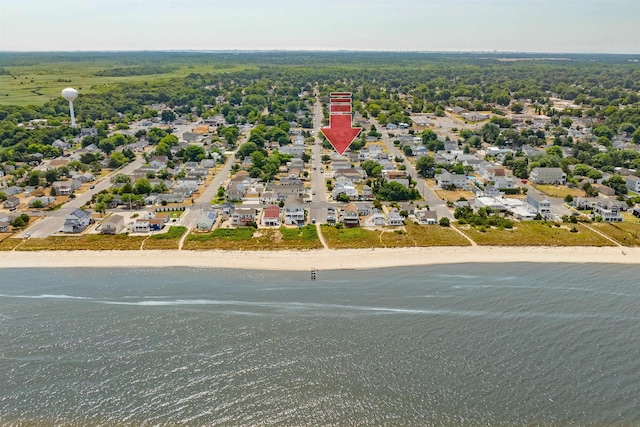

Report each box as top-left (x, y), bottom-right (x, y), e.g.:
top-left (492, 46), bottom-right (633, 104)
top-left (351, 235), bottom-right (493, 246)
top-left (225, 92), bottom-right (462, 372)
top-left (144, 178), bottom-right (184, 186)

top-left (15, 234), bottom-right (146, 251)
top-left (533, 184), bottom-right (584, 199)
top-left (460, 221), bottom-right (615, 246)
top-left (434, 189), bottom-right (475, 201)
top-left (184, 226), bottom-right (322, 250)
top-left (320, 225), bottom-right (385, 249)
top-left (142, 226), bottom-right (187, 250)
top-left (592, 222), bottom-right (640, 247)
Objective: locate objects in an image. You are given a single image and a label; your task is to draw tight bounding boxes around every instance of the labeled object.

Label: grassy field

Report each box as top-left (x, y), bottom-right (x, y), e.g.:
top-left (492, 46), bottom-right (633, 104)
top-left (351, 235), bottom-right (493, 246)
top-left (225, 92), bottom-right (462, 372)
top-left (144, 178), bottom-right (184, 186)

top-left (533, 184), bottom-right (584, 199)
top-left (0, 236), bottom-right (22, 250)
top-left (183, 225), bottom-right (322, 250)
top-left (12, 234), bottom-right (146, 251)
top-left (320, 225), bottom-right (385, 249)
top-left (142, 226), bottom-right (187, 250)
top-left (321, 222), bottom-right (471, 248)
top-left (592, 222), bottom-right (640, 247)
top-left (0, 58), bottom-right (253, 106)
top-left (403, 221), bottom-right (472, 246)
top-left (460, 221), bottom-right (615, 246)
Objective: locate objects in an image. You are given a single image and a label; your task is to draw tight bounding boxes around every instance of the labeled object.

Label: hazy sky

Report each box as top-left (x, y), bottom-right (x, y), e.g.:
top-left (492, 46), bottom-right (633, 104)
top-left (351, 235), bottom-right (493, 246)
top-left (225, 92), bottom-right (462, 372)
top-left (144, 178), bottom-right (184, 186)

top-left (1, 0), bottom-right (639, 53)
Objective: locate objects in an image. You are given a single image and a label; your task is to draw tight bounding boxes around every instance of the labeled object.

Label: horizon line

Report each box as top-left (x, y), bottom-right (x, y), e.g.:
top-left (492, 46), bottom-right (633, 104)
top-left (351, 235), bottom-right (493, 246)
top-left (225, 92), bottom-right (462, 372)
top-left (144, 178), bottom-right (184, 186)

top-left (0, 49), bottom-right (639, 56)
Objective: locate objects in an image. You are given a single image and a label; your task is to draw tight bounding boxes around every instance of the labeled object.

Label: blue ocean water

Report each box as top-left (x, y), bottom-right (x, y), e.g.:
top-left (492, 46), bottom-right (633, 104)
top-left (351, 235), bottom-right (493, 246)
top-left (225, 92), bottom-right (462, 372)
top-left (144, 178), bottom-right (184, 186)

top-left (0, 263), bottom-right (638, 426)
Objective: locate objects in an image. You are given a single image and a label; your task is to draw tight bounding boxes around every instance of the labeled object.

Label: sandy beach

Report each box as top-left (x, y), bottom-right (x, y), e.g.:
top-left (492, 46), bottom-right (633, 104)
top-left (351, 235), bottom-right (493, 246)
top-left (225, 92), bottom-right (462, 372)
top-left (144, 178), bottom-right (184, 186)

top-left (1, 246), bottom-right (639, 271)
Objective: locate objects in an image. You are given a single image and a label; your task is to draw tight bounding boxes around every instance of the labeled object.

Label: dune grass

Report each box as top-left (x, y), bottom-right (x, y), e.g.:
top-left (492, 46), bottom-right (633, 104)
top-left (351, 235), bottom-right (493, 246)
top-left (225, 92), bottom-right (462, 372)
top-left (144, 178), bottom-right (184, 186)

top-left (459, 221), bottom-right (615, 246)
top-left (592, 222), bottom-right (640, 247)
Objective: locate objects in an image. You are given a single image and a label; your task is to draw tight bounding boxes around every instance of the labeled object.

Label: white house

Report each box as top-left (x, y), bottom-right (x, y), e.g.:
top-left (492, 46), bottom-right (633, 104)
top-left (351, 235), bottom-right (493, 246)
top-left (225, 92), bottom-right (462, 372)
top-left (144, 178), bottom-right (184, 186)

top-left (63, 209), bottom-right (92, 233)
top-left (529, 167), bottom-right (567, 185)
top-left (435, 170), bottom-right (471, 190)
top-left (284, 196), bottom-right (305, 225)
top-left (625, 175), bottom-right (640, 193)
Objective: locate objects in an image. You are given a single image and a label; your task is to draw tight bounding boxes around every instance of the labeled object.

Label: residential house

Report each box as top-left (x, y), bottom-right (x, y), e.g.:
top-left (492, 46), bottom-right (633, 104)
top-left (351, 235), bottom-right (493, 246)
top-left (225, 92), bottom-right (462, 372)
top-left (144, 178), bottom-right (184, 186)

top-left (332, 182), bottom-right (358, 200)
top-left (416, 209), bottom-right (438, 225)
top-left (625, 175), bottom-right (640, 193)
top-left (149, 156), bottom-right (168, 169)
top-left (101, 214), bottom-right (124, 234)
top-left (182, 132), bottom-right (201, 142)
top-left (493, 175), bottom-right (515, 189)
top-left (529, 167), bottom-right (567, 185)
top-left (231, 207), bottom-right (257, 226)
top-left (0, 221), bottom-right (9, 232)
top-left (52, 139), bottom-right (69, 150)
top-left (52, 181), bottom-right (76, 196)
top-left (72, 173), bottom-right (94, 183)
top-left (592, 183), bottom-right (616, 196)
top-left (283, 196), bottom-right (305, 225)
top-left (363, 209), bottom-right (386, 227)
top-left (28, 196), bottom-right (56, 208)
top-left (80, 128), bottom-right (97, 137)
top-left (334, 169), bottom-right (362, 184)
top-left (435, 170), bottom-right (471, 190)
top-left (342, 203), bottom-right (360, 228)
top-left (201, 159), bottom-right (216, 168)
top-left (362, 185), bottom-right (373, 199)
top-left (4, 186), bottom-right (23, 197)
top-left (156, 194), bottom-right (185, 204)
top-left (2, 197), bottom-right (20, 209)
top-left (63, 208), bottom-right (92, 233)
top-left (196, 211), bottom-right (218, 231)
top-left (461, 112), bottom-right (489, 122)
top-left (387, 209), bottom-right (404, 226)
top-left (261, 205), bottom-right (281, 227)
top-left (259, 191), bottom-right (278, 205)
top-left (592, 200), bottom-right (624, 222)
top-left (526, 192), bottom-right (551, 215)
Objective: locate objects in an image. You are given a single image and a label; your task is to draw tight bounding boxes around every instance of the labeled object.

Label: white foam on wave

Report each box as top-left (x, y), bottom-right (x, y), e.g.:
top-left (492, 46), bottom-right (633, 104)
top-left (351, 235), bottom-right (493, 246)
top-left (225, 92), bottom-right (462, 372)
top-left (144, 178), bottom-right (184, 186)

top-left (0, 293), bottom-right (93, 300)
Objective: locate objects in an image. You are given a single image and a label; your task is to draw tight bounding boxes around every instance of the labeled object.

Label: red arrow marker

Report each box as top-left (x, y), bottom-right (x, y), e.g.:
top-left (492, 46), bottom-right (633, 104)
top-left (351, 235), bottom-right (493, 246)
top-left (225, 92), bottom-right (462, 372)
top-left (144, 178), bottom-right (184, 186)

top-left (321, 93), bottom-right (361, 155)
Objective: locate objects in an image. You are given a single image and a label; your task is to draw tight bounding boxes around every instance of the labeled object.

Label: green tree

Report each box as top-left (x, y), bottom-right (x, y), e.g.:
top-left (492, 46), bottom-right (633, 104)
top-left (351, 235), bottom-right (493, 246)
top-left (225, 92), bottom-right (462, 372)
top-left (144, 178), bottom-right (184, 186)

top-left (161, 110), bottom-right (176, 123)
top-left (44, 168), bottom-right (58, 184)
top-left (361, 160), bottom-right (383, 178)
top-left (95, 201), bottom-right (107, 216)
top-left (439, 217), bottom-right (450, 227)
top-left (98, 138), bottom-right (116, 155)
top-left (134, 178), bottom-right (153, 195)
top-left (31, 199), bottom-right (44, 209)
top-left (415, 155), bottom-right (435, 177)
top-left (108, 152), bottom-right (129, 168)
top-left (183, 145), bottom-right (206, 162)
top-left (602, 175), bottom-right (628, 195)
top-left (28, 171), bottom-right (40, 186)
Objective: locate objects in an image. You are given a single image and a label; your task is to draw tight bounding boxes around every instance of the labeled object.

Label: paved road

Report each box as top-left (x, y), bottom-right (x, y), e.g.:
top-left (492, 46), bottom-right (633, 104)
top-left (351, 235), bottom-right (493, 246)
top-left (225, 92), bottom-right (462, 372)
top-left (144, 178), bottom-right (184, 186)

top-left (371, 117), bottom-right (453, 220)
top-left (178, 151), bottom-right (237, 231)
top-left (19, 154), bottom-right (148, 238)
top-left (19, 120), bottom-right (208, 239)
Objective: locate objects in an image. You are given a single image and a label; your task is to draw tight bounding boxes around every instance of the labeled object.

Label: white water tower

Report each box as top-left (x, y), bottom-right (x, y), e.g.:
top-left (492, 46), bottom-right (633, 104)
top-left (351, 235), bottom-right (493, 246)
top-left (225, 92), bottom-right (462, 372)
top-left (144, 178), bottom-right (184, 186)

top-left (61, 87), bottom-right (78, 127)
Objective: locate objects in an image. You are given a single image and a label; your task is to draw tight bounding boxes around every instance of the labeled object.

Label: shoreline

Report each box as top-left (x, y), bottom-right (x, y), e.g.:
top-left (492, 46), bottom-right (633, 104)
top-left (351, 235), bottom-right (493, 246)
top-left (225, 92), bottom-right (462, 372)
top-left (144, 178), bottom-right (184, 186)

top-left (1, 246), bottom-right (639, 271)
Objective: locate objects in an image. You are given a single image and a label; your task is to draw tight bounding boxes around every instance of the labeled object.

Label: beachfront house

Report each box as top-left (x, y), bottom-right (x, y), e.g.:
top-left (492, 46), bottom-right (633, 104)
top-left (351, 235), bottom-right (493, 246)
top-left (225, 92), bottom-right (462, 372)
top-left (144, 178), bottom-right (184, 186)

top-left (101, 214), bottom-right (124, 234)
top-left (63, 209), bottom-right (92, 233)
top-left (284, 196), bottom-right (305, 226)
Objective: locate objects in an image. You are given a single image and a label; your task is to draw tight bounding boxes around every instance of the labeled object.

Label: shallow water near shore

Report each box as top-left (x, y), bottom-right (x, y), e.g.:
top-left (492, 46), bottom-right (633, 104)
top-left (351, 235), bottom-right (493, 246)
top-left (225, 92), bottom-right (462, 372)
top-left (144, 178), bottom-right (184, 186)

top-left (1, 263), bottom-right (639, 425)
